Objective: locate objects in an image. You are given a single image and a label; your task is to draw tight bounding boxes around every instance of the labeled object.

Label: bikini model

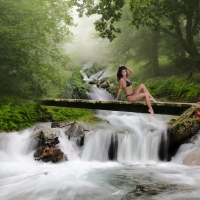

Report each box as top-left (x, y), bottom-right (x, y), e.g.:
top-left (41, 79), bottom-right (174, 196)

top-left (123, 79), bottom-right (134, 98)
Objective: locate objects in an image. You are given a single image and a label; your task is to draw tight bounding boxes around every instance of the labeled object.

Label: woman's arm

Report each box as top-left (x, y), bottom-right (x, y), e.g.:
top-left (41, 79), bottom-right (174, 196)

top-left (126, 66), bottom-right (133, 78)
top-left (114, 81), bottom-right (123, 101)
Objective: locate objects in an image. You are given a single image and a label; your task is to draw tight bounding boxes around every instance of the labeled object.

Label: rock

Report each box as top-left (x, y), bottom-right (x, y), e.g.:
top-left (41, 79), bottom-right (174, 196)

top-left (184, 131), bottom-right (200, 144)
top-left (65, 122), bottom-right (85, 146)
top-left (183, 148), bottom-right (200, 166)
top-left (65, 122), bottom-right (84, 138)
top-left (35, 147), bottom-right (66, 163)
top-left (34, 137), bottom-right (67, 163)
top-left (51, 121), bottom-right (76, 128)
top-left (34, 146), bottom-right (45, 157)
top-left (89, 79), bottom-right (99, 85)
top-left (32, 129), bottom-right (60, 143)
top-left (100, 81), bottom-right (110, 89)
top-left (132, 185), bottom-right (159, 196)
top-left (168, 103), bottom-right (200, 157)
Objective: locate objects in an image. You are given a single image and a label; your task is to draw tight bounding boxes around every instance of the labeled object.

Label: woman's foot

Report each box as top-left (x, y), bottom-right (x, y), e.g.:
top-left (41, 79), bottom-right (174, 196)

top-left (149, 97), bottom-right (157, 103)
top-left (148, 109), bottom-right (155, 116)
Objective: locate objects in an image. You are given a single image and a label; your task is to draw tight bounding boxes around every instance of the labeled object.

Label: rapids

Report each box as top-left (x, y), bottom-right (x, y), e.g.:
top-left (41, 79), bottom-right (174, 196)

top-left (0, 65), bottom-right (200, 200)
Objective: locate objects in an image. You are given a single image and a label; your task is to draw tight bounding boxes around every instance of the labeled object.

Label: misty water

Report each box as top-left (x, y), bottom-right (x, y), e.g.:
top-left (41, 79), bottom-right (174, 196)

top-left (1, 69), bottom-right (200, 200)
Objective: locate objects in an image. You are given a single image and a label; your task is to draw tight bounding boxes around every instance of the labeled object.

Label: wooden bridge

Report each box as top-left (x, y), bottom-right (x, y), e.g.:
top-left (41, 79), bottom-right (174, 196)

top-left (40, 99), bottom-right (197, 115)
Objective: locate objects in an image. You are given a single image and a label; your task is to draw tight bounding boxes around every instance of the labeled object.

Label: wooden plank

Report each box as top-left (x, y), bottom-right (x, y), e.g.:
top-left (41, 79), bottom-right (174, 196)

top-left (40, 99), bottom-right (196, 115)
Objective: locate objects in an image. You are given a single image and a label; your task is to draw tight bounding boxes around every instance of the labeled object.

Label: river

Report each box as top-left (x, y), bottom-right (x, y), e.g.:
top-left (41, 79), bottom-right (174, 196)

top-left (0, 66), bottom-right (200, 200)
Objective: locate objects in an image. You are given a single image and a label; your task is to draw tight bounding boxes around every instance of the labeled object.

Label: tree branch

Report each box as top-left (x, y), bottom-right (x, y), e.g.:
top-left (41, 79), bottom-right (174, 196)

top-left (192, 3), bottom-right (200, 34)
top-left (159, 27), bottom-right (178, 39)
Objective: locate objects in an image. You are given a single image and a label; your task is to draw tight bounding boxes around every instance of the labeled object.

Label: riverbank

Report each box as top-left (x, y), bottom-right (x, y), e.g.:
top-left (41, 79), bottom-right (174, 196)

top-left (0, 95), bottom-right (101, 132)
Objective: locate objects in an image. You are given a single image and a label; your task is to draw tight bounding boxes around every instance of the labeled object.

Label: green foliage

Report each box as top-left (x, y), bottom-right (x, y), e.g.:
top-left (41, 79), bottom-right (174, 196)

top-left (128, 0), bottom-right (200, 66)
top-left (64, 68), bottom-right (91, 99)
top-left (0, 0), bottom-right (74, 99)
top-left (85, 63), bottom-right (106, 77)
top-left (72, 0), bottom-right (125, 41)
top-left (74, 0), bottom-right (200, 74)
top-left (107, 75), bottom-right (200, 101)
top-left (0, 95), bottom-right (101, 132)
top-left (0, 96), bottom-right (41, 131)
top-left (144, 76), bottom-right (200, 100)
top-left (41, 106), bottom-right (101, 122)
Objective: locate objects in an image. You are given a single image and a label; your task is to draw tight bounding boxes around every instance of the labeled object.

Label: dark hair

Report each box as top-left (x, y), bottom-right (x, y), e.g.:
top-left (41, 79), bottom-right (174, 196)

top-left (117, 65), bottom-right (128, 81)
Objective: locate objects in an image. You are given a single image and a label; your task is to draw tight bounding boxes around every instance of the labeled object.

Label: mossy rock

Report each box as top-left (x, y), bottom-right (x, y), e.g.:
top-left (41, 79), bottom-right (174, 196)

top-left (168, 103), bottom-right (200, 150)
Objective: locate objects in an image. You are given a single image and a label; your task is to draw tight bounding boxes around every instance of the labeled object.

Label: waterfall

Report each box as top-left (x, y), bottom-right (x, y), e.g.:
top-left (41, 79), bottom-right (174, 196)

top-left (79, 65), bottom-right (170, 164)
top-left (2, 63), bottom-right (200, 200)
top-left (0, 63), bottom-right (170, 165)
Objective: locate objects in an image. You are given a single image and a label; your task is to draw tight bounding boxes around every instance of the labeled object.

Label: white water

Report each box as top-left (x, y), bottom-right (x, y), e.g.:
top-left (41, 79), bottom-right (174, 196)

top-left (1, 66), bottom-right (200, 199)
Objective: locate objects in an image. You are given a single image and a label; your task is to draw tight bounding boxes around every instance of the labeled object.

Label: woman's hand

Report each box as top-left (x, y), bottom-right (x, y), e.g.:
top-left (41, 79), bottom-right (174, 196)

top-left (126, 66), bottom-right (133, 73)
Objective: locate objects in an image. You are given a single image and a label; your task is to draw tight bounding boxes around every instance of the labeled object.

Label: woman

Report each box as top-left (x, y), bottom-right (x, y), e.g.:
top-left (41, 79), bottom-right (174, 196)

top-left (114, 65), bottom-right (156, 116)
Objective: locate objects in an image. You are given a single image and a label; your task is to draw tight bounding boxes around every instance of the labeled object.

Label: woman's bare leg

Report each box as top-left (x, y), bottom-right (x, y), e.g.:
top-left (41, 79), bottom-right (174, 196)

top-left (126, 92), bottom-right (155, 116)
top-left (133, 84), bottom-right (157, 102)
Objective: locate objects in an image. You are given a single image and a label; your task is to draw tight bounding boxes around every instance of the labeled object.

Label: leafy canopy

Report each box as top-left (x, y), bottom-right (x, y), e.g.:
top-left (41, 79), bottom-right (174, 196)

top-left (0, 0), bottom-right (74, 99)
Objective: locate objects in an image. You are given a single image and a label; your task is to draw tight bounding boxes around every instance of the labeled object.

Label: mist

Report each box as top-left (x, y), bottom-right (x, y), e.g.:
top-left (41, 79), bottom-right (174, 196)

top-left (64, 11), bottom-right (109, 65)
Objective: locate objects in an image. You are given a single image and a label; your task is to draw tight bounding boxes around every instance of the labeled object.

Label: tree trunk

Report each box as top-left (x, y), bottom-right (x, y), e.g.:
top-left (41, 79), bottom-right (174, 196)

top-left (151, 30), bottom-right (160, 77)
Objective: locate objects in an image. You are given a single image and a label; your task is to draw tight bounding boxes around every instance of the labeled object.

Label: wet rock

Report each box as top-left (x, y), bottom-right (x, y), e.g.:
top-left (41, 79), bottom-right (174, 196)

top-left (134, 185), bottom-right (159, 196)
top-left (34, 146), bottom-right (45, 157)
top-left (122, 182), bottom-right (194, 200)
top-left (89, 79), bottom-right (99, 85)
top-left (35, 147), bottom-right (66, 163)
top-left (51, 121), bottom-right (76, 128)
top-left (34, 137), bottom-right (67, 163)
top-left (183, 148), bottom-right (200, 166)
top-left (65, 122), bottom-right (85, 146)
top-left (100, 81), bottom-right (110, 89)
top-left (184, 131), bottom-right (200, 144)
top-left (168, 103), bottom-right (200, 157)
top-left (32, 129), bottom-right (60, 144)
top-left (65, 122), bottom-right (84, 138)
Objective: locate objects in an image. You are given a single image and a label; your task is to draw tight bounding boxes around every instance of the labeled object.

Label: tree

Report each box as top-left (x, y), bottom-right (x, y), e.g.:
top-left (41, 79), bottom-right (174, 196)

top-left (0, 0), bottom-right (74, 99)
top-left (72, 0), bottom-right (200, 75)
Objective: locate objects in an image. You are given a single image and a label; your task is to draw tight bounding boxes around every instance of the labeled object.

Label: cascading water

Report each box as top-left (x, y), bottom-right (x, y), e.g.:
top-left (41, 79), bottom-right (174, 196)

top-left (83, 65), bottom-right (169, 164)
top-left (1, 63), bottom-right (200, 200)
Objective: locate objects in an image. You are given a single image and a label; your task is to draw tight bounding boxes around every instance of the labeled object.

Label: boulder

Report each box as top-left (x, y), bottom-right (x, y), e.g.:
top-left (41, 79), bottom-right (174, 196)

top-left (65, 122), bottom-right (84, 138)
top-left (34, 137), bottom-right (67, 163)
top-left (168, 103), bottom-right (200, 157)
top-left (34, 147), bottom-right (66, 163)
top-left (65, 122), bottom-right (85, 146)
top-left (183, 148), bottom-right (200, 166)
top-left (32, 129), bottom-right (60, 143)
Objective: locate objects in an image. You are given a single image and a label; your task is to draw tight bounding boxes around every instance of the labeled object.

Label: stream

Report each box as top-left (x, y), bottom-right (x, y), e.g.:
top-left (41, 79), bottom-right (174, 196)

top-left (0, 65), bottom-right (200, 200)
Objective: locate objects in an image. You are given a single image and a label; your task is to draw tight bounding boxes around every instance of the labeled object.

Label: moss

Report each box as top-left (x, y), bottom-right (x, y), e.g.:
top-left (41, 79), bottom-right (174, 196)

top-left (40, 106), bottom-right (102, 123)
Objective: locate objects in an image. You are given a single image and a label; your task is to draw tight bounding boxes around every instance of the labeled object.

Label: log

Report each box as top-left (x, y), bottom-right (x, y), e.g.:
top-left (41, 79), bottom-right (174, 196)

top-left (39, 99), bottom-right (196, 115)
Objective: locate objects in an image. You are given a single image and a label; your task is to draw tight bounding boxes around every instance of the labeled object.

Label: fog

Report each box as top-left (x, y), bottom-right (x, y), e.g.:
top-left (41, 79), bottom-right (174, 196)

top-left (65, 11), bottom-right (109, 65)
